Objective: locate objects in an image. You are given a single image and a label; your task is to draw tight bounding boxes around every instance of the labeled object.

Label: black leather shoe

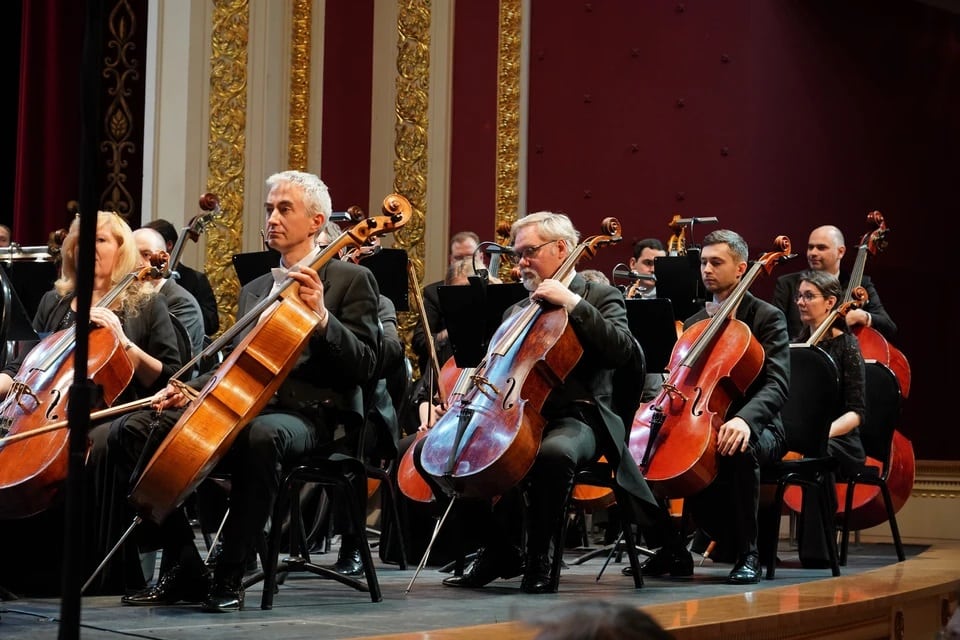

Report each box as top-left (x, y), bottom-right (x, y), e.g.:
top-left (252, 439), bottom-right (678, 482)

top-left (201, 575), bottom-right (244, 613)
top-left (726, 551), bottom-right (762, 584)
top-left (332, 547), bottom-right (364, 577)
top-left (520, 553), bottom-right (553, 594)
top-left (121, 564), bottom-right (211, 606)
top-left (621, 547), bottom-right (694, 578)
top-left (442, 546), bottom-right (523, 588)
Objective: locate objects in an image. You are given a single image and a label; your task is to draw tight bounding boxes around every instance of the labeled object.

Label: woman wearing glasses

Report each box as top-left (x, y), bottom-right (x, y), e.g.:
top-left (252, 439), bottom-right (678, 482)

top-left (793, 269), bottom-right (866, 567)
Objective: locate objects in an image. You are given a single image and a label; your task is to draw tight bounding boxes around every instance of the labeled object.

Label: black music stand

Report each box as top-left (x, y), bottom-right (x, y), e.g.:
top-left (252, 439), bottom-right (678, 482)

top-left (358, 248), bottom-right (409, 312)
top-left (624, 298), bottom-right (677, 374)
top-left (0, 265), bottom-right (40, 371)
top-left (232, 249), bottom-right (280, 286)
top-left (0, 261), bottom-right (59, 321)
top-left (437, 278), bottom-right (527, 368)
top-left (654, 250), bottom-right (705, 323)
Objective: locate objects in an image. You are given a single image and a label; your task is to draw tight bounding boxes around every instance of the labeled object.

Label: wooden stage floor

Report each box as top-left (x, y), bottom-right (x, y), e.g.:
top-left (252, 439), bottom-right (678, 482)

top-left (1, 540), bottom-right (957, 639)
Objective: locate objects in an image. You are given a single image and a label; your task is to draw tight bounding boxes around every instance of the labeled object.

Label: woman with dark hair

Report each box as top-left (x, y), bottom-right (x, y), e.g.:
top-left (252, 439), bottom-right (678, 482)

top-left (793, 269), bottom-right (867, 566)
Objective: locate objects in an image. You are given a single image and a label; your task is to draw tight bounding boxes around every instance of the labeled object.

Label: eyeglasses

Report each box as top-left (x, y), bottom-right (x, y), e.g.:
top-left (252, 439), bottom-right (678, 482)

top-left (513, 240), bottom-right (555, 261)
top-left (795, 292), bottom-right (823, 302)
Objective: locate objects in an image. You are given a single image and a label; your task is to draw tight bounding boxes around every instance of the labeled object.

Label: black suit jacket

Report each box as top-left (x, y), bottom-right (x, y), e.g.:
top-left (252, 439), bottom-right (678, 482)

top-left (772, 270), bottom-right (896, 341)
top-left (174, 263), bottom-right (220, 335)
top-left (684, 292), bottom-right (790, 443)
top-left (195, 259), bottom-right (380, 429)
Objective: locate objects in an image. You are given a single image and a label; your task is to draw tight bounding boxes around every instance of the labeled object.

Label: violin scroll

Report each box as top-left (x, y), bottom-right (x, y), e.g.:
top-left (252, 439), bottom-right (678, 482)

top-left (198, 193), bottom-right (220, 213)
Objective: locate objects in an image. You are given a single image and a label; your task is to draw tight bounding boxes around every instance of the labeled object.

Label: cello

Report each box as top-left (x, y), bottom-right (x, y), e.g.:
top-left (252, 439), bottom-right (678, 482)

top-left (418, 218), bottom-right (623, 500)
top-left (126, 195), bottom-right (411, 526)
top-left (0, 254), bottom-right (169, 519)
top-left (628, 236), bottom-right (795, 497)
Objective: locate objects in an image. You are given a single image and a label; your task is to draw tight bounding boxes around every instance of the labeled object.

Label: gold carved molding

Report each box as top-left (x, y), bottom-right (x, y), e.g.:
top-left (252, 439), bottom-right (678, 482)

top-left (288, 0), bottom-right (312, 171)
top-left (100, 0), bottom-right (140, 218)
top-left (392, 0), bottom-right (431, 349)
top-left (496, 0), bottom-right (522, 249)
top-left (205, 0), bottom-right (249, 330)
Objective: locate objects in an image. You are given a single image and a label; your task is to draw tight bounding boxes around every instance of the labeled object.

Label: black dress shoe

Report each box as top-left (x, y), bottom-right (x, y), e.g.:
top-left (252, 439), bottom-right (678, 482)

top-left (621, 546), bottom-right (694, 578)
top-left (442, 546), bottom-right (523, 588)
top-left (121, 564), bottom-right (211, 606)
top-left (332, 547), bottom-right (364, 577)
top-left (726, 551), bottom-right (761, 584)
top-left (520, 553), bottom-right (553, 594)
top-left (201, 575), bottom-right (244, 613)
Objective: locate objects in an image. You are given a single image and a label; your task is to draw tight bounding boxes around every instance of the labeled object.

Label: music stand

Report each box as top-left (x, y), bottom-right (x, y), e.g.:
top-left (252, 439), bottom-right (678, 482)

top-left (624, 298), bottom-right (677, 374)
top-left (0, 261), bottom-right (59, 321)
top-left (654, 250), bottom-right (705, 323)
top-left (357, 248), bottom-right (409, 312)
top-left (437, 279), bottom-right (527, 368)
top-left (231, 250), bottom-right (280, 286)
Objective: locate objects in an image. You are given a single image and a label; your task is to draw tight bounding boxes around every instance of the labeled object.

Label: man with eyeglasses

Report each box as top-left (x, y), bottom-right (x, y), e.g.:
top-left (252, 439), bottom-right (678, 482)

top-left (429, 211), bottom-right (686, 594)
top-left (772, 225), bottom-right (896, 341)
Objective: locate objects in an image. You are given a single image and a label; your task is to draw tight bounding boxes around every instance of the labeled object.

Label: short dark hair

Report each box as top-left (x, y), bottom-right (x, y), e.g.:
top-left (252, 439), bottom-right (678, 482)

top-left (702, 229), bottom-right (748, 263)
top-left (632, 238), bottom-right (664, 259)
top-left (144, 218), bottom-right (178, 247)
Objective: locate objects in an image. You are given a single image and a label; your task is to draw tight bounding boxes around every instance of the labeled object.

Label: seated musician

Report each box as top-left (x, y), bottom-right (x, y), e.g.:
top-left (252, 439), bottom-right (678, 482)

top-left (772, 225), bottom-right (896, 340)
top-left (627, 229), bottom-right (790, 584)
top-left (418, 211), bottom-right (682, 594)
top-left (108, 170), bottom-right (380, 612)
top-left (626, 237), bottom-right (666, 299)
top-left (793, 269), bottom-right (866, 566)
top-left (0, 211), bottom-right (182, 596)
top-left (132, 227), bottom-right (205, 361)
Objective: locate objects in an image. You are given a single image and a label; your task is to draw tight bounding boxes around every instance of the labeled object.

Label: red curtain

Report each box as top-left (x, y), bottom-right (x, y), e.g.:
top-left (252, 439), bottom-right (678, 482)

top-left (13, 0), bottom-right (85, 246)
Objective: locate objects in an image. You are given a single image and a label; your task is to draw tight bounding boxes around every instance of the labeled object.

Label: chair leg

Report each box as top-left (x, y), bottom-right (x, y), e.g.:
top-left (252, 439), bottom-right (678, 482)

top-left (878, 481), bottom-right (906, 562)
top-left (766, 481), bottom-right (789, 580)
top-left (840, 479), bottom-right (857, 566)
top-left (261, 477), bottom-right (293, 610)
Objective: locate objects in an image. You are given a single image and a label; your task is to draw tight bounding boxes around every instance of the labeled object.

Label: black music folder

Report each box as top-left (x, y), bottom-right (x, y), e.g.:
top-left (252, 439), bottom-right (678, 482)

top-left (0, 265), bottom-right (40, 342)
top-left (438, 279), bottom-right (527, 368)
top-left (654, 250), bottom-right (706, 323)
top-left (624, 298), bottom-right (677, 374)
top-left (358, 248), bottom-right (408, 312)
top-left (0, 261), bottom-right (58, 321)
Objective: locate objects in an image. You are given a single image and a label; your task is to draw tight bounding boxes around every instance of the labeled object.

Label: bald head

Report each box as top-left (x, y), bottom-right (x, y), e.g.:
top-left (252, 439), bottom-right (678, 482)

top-left (133, 227), bottom-right (167, 268)
top-left (806, 225), bottom-right (846, 274)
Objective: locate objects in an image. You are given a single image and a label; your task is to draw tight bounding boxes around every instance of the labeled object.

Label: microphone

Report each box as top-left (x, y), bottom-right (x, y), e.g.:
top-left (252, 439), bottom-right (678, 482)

top-left (484, 243), bottom-right (517, 256)
top-left (673, 216), bottom-right (719, 226)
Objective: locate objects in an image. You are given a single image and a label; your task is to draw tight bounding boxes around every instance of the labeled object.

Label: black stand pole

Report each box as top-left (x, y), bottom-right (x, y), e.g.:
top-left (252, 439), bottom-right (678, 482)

top-left (58, 0), bottom-right (103, 637)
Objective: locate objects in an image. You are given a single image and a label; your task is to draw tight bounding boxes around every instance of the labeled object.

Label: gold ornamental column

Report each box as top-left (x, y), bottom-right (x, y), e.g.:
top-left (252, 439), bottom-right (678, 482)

top-left (204, 0), bottom-right (249, 329)
top-left (391, 1), bottom-right (431, 349)
top-left (496, 0), bottom-right (523, 251)
top-left (288, 0), bottom-right (312, 171)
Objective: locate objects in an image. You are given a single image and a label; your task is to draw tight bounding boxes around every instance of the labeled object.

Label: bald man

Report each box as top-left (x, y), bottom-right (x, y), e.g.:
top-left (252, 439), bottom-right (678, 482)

top-left (772, 225), bottom-right (896, 340)
top-left (133, 227), bottom-right (206, 362)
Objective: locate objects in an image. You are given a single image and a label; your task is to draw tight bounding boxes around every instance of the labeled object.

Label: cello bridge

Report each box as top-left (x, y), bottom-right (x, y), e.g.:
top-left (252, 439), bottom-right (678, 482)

top-left (470, 373), bottom-right (500, 399)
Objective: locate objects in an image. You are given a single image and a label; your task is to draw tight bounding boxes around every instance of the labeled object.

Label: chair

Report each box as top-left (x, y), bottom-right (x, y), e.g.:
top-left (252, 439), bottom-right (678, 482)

top-left (260, 452), bottom-right (382, 607)
top-left (761, 345), bottom-right (842, 580)
top-left (838, 361), bottom-right (906, 564)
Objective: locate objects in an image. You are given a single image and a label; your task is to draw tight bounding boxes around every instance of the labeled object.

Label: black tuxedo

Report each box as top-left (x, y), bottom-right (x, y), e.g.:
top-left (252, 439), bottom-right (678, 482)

top-left (174, 263), bottom-right (220, 335)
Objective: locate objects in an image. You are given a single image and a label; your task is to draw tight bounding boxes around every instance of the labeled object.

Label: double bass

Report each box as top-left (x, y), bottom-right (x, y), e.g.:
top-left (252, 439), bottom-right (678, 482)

top-left (418, 219), bottom-right (624, 499)
top-left (0, 254), bottom-right (169, 519)
top-left (628, 236), bottom-right (795, 497)
top-left (126, 195), bottom-right (411, 526)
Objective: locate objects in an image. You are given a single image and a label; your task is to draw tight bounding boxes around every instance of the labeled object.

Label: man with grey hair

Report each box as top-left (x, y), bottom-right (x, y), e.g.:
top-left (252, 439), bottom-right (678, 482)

top-left (772, 224), bottom-right (896, 340)
top-left (132, 227), bottom-right (205, 361)
top-left (428, 211), bottom-right (675, 593)
top-left (110, 170), bottom-right (381, 612)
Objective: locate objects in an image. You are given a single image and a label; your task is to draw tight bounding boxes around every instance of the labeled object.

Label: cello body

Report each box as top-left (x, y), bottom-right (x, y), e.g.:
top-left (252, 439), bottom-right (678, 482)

top-left (418, 304), bottom-right (582, 499)
top-left (0, 326), bottom-right (133, 519)
top-left (628, 317), bottom-right (764, 497)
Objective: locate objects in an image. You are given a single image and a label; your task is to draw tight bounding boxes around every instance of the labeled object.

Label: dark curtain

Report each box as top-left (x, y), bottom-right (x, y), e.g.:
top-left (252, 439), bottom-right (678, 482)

top-left (12, 0), bottom-right (147, 247)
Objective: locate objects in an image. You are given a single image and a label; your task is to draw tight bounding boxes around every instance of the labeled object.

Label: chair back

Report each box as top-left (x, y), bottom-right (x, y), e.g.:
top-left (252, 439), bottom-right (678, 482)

top-left (859, 362), bottom-right (901, 468)
top-left (782, 345), bottom-right (841, 457)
